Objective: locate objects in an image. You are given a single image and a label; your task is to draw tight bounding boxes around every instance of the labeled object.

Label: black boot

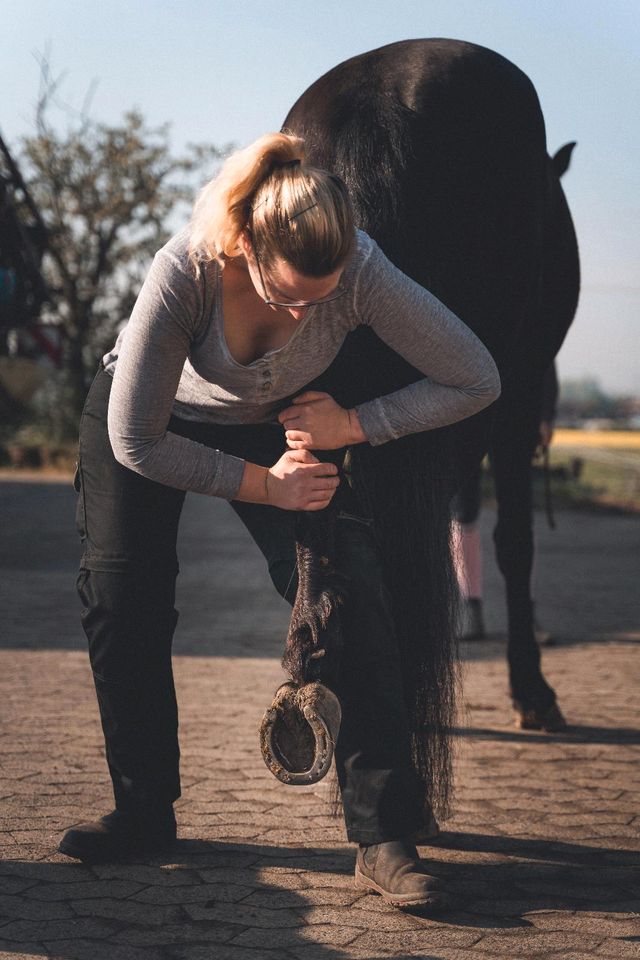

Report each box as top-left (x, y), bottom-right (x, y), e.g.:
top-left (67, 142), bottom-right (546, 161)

top-left (355, 838), bottom-right (448, 911)
top-left (58, 807), bottom-right (176, 863)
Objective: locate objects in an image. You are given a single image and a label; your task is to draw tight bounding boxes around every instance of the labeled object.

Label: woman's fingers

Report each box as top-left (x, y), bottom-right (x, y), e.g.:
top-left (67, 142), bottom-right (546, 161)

top-left (307, 465), bottom-right (339, 479)
top-left (278, 391), bottom-right (333, 424)
top-left (278, 406), bottom-right (301, 425)
top-left (285, 448), bottom-right (320, 464)
top-left (280, 414), bottom-right (301, 428)
top-left (310, 484), bottom-right (339, 497)
top-left (292, 391), bottom-right (331, 404)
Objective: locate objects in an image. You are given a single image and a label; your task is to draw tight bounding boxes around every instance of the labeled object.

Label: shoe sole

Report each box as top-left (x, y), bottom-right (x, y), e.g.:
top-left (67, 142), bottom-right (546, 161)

top-left (354, 865), bottom-right (446, 911)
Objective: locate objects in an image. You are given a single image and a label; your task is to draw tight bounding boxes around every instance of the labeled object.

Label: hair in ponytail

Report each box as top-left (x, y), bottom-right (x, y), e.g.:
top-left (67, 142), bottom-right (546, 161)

top-left (189, 132), bottom-right (354, 276)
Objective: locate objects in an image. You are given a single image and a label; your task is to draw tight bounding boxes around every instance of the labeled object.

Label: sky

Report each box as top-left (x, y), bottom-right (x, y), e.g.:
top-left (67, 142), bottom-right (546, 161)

top-left (2, 0), bottom-right (639, 393)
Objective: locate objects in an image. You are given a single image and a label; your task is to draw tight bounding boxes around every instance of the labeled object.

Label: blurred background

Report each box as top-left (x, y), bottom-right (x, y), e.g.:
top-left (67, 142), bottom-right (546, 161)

top-left (1, 0), bottom-right (638, 510)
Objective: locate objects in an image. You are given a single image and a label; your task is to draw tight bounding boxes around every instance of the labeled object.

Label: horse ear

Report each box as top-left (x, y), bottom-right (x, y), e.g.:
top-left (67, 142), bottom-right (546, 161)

top-left (552, 142), bottom-right (577, 178)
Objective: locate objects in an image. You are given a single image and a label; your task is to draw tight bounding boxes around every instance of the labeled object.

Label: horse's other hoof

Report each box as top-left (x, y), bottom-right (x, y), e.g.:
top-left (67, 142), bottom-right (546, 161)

top-left (514, 701), bottom-right (567, 732)
top-left (534, 606), bottom-right (555, 646)
top-left (535, 625), bottom-right (555, 646)
top-left (458, 597), bottom-right (486, 641)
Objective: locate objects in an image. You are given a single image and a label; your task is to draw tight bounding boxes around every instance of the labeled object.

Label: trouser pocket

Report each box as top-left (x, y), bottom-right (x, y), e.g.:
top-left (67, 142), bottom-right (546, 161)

top-left (73, 461), bottom-right (88, 542)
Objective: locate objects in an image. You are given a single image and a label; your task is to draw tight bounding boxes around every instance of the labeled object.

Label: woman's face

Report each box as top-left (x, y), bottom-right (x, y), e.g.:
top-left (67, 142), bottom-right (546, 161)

top-left (254, 257), bottom-right (344, 321)
top-left (240, 234), bottom-right (344, 320)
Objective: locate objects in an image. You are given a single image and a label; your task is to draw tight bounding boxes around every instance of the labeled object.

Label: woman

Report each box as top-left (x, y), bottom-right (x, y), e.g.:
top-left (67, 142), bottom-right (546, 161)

top-left (60, 132), bottom-right (500, 910)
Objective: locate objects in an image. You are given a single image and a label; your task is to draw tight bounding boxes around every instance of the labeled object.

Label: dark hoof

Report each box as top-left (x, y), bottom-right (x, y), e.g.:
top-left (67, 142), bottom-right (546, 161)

top-left (514, 701), bottom-right (567, 732)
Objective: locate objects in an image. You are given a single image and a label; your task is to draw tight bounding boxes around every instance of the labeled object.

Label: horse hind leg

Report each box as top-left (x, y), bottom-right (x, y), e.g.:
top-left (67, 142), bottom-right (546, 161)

top-left (489, 427), bottom-right (566, 731)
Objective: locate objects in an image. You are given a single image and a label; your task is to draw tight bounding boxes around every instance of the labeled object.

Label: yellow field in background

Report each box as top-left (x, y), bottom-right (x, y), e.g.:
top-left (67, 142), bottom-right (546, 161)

top-left (553, 430), bottom-right (640, 450)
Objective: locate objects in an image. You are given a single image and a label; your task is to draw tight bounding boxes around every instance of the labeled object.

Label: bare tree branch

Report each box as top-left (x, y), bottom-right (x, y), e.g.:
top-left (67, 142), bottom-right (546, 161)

top-left (13, 53), bottom-right (228, 421)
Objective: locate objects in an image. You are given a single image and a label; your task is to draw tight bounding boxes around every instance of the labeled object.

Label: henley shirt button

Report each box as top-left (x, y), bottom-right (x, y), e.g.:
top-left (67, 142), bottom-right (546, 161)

top-left (263, 381), bottom-right (273, 390)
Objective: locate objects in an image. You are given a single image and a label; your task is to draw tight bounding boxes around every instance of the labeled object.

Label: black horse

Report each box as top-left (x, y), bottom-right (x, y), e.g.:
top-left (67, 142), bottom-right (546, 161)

top-left (280, 39), bottom-right (579, 821)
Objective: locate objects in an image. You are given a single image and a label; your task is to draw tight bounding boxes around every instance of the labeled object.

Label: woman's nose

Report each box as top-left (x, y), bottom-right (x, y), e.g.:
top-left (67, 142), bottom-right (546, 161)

top-left (287, 306), bottom-right (309, 321)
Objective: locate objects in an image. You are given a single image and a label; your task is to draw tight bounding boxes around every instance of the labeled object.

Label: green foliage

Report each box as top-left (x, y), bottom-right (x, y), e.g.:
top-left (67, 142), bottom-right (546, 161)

top-left (10, 73), bottom-right (229, 432)
top-left (557, 377), bottom-right (621, 420)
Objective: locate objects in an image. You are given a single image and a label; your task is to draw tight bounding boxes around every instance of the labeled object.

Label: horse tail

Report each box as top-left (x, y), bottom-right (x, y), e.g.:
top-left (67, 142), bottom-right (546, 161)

top-left (351, 431), bottom-right (460, 821)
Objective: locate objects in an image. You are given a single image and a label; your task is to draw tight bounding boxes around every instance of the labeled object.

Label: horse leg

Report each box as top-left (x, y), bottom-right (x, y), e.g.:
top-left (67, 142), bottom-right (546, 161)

top-left (490, 428), bottom-right (565, 729)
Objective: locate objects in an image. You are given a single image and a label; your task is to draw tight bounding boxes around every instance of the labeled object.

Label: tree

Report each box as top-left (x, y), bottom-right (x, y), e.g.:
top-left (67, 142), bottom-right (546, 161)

top-left (11, 67), bottom-right (227, 434)
top-left (557, 377), bottom-right (617, 421)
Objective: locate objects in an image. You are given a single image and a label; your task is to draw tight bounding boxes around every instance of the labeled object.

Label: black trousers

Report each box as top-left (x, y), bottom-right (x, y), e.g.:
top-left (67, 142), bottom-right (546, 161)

top-left (75, 366), bottom-right (422, 844)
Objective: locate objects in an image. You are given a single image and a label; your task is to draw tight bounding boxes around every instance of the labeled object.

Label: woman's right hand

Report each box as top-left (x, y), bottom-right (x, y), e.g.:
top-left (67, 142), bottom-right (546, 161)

top-left (267, 449), bottom-right (340, 511)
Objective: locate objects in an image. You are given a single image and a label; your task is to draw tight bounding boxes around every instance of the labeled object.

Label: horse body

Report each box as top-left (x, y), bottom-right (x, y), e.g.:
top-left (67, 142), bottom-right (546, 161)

top-left (281, 39), bottom-right (580, 814)
top-left (285, 38), bottom-right (578, 464)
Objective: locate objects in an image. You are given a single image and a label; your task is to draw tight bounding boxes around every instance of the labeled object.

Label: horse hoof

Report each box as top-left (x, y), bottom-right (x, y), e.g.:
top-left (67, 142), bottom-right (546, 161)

top-left (458, 598), bottom-right (486, 642)
top-left (259, 681), bottom-right (342, 785)
top-left (514, 701), bottom-right (567, 732)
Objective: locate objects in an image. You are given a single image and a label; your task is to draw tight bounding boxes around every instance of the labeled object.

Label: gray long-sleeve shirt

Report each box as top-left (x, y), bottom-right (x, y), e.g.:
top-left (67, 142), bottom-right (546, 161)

top-left (103, 228), bottom-right (500, 499)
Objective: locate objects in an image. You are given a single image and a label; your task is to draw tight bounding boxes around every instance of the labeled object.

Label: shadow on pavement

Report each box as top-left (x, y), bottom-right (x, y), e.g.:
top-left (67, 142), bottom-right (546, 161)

top-left (458, 633), bottom-right (640, 664)
top-left (452, 724), bottom-right (640, 745)
top-left (3, 479), bottom-right (640, 658)
top-left (0, 835), bottom-right (638, 956)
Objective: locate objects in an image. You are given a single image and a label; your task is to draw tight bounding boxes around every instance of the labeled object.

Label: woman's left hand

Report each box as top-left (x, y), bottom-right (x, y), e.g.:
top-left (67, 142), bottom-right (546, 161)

top-left (278, 391), bottom-right (365, 450)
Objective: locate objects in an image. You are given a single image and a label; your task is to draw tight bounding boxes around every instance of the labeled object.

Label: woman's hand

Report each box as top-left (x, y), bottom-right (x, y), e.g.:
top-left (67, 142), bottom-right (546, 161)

top-left (278, 391), bottom-right (366, 450)
top-left (267, 449), bottom-right (340, 510)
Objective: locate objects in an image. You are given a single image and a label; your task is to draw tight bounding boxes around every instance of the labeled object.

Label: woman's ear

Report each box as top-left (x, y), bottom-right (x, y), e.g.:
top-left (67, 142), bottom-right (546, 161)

top-left (238, 229), bottom-right (253, 257)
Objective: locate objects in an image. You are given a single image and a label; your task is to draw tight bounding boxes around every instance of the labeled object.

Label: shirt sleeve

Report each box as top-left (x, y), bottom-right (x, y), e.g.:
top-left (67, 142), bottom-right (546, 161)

top-left (353, 239), bottom-right (501, 445)
top-left (107, 245), bottom-right (246, 499)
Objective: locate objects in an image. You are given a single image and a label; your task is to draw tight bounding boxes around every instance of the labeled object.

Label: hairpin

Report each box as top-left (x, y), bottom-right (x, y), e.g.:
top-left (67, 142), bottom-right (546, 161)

top-left (288, 201), bottom-right (318, 221)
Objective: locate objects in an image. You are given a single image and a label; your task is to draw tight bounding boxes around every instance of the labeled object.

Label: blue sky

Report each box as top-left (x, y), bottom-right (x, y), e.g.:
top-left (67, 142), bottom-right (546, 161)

top-left (2, 0), bottom-right (638, 392)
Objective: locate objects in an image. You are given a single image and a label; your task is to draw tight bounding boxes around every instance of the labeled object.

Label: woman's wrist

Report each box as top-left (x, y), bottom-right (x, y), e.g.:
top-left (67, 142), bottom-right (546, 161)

top-left (236, 460), bottom-right (270, 504)
top-left (346, 408), bottom-right (367, 444)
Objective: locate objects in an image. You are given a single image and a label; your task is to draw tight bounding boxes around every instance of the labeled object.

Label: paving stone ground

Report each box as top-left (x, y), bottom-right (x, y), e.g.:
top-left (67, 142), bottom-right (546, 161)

top-left (1, 475), bottom-right (639, 959)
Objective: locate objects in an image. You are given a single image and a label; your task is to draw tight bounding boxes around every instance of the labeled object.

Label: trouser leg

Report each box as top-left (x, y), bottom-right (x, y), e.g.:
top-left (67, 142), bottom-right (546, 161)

top-left (232, 490), bottom-right (422, 845)
top-left (331, 512), bottom-right (423, 843)
top-left (77, 361), bottom-right (420, 838)
top-left (76, 367), bottom-right (186, 810)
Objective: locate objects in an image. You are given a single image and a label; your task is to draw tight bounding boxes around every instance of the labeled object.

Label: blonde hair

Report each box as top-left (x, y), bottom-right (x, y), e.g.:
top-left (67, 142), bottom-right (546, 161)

top-left (189, 132), bottom-right (354, 276)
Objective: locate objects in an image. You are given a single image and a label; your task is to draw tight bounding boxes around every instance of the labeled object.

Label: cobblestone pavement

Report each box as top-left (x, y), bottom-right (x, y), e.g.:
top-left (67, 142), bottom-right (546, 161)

top-left (1, 476), bottom-right (639, 959)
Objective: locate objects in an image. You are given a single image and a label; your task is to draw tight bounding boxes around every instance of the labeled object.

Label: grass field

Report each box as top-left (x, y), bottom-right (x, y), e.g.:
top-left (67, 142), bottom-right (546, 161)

top-left (544, 430), bottom-right (640, 514)
top-left (553, 429), bottom-right (640, 451)
top-left (2, 429), bottom-right (639, 513)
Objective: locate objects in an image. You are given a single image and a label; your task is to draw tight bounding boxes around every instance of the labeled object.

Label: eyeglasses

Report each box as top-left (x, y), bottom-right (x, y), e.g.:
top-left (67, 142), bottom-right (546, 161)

top-left (252, 243), bottom-right (347, 309)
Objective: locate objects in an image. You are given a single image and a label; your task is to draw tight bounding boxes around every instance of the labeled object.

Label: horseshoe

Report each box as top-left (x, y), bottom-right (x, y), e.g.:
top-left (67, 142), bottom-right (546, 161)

top-left (259, 680), bottom-right (342, 785)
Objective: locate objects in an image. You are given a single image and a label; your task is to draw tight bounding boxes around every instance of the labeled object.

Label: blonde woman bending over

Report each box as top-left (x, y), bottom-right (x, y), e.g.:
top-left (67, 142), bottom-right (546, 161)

top-left (61, 132), bottom-right (500, 911)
